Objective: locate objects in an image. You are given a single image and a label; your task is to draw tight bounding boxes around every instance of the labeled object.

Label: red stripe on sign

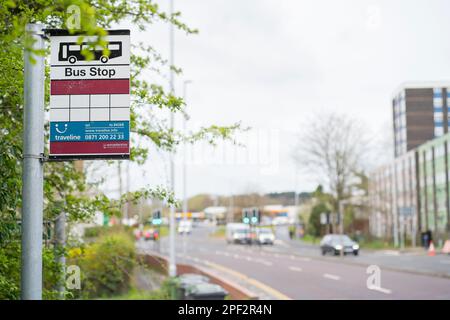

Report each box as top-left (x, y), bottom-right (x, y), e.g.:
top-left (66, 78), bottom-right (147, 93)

top-left (51, 79), bottom-right (129, 95)
top-left (50, 141), bottom-right (129, 155)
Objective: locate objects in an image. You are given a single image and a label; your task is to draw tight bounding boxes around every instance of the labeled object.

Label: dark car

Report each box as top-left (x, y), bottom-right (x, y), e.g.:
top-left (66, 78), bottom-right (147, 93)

top-left (320, 234), bottom-right (359, 256)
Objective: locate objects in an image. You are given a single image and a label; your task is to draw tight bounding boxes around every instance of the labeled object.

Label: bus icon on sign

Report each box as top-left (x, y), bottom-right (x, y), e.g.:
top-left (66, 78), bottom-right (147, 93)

top-left (58, 42), bottom-right (122, 64)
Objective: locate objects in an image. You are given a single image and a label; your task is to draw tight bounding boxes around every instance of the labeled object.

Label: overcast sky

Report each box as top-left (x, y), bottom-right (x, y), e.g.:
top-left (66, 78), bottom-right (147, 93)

top-left (102, 0), bottom-right (450, 199)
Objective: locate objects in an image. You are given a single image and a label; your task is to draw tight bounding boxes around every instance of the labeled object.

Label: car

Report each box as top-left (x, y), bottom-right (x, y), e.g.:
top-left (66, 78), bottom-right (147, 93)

top-left (255, 228), bottom-right (275, 245)
top-left (143, 229), bottom-right (159, 241)
top-left (226, 223), bottom-right (251, 244)
top-left (178, 220), bottom-right (193, 234)
top-left (320, 234), bottom-right (359, 256)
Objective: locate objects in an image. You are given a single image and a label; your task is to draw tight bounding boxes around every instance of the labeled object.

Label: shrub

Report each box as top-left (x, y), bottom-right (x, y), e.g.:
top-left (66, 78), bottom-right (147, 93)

top-left (83, 225), bottom-right (133, 239)
top-left (0, 242), bottom-right (63, 300)
top-left (69, 231), bottom-right (136, 299)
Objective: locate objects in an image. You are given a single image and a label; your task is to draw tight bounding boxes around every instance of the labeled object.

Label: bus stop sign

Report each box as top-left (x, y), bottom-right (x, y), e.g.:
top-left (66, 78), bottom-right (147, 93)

top-left (48, 29), bottom-right (130, 160)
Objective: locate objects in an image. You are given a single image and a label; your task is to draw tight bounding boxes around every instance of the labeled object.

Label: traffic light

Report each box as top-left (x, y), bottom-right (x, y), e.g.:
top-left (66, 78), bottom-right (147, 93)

top-left (152, 210), bottom-right (162, 225)
top-left (251, 207), bottom-right (260, 225)
top-left (242, 209), bottom-right (250, 224)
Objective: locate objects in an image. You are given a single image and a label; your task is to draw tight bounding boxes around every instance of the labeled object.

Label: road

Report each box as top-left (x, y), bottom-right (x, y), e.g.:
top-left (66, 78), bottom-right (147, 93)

top-left (137, 224), bottom-right (450, 300)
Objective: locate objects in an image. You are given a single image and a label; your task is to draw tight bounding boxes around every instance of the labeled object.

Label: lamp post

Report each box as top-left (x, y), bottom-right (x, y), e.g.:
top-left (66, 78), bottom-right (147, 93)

top-left (182, 80), bottom-right (192, 219)
top-left (182, 80), bottom-right (192, 259)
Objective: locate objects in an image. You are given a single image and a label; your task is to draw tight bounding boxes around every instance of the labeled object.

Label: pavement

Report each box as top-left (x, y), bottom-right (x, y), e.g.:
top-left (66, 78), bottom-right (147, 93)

top-left (136, 224), bottom-right (450, 300)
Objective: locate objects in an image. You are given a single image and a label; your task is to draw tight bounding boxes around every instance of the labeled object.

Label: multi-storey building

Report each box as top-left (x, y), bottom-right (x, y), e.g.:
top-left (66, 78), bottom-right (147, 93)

top-left (369, 150), bottom-right (418, 246)
top-left (417, 134), bottom-right (450, 239)
top-left (393, 83), bottom-right (450, 158)
top-left (369, 132), bottom-right (450, 246)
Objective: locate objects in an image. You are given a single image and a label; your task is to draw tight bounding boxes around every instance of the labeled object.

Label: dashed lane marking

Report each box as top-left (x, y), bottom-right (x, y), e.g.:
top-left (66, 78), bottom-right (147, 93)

top-left (256, 259), bottom-right (273, 266)
top-left (288, 266), bottom-right (303, 272)
top-left (323, 273), bottom-right (341, 281)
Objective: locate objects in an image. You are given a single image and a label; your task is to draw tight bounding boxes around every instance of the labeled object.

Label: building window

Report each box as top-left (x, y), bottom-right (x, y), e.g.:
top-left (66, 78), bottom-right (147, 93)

top-left (434, 97), bottom-right (443, 107)
top-left (437, 145), bottom-right (445, 157)
top-left (434, 112), bottom-right (444, 122)
top-left (435, 126), bottom-right (444, 137)
top-left (434, 88), bottom-right (443, 97)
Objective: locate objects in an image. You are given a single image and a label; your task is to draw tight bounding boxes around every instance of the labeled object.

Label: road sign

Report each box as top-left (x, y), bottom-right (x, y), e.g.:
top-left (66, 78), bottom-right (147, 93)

top-left (48, 30), bottom-right (130, 160)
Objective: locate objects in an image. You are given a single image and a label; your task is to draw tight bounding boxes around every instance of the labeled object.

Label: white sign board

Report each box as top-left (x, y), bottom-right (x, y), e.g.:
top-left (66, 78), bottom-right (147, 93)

top-left (48, 29), bottom-right (130, 160)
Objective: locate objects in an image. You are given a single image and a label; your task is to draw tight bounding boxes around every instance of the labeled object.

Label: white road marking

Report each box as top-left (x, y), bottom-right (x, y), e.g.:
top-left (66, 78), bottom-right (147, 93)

top-left (288, 266), bottom-right (303, 272)
top-left (323, 273), bottom-right (341, 281)
top-left (255, 259), bottom-right (273, 266)
top-left (381, 250), bottom-right (400, 256)
top-left (368, 286), bottom-right (392, 294)
top-left (296, 257), bottom-right (311, 262)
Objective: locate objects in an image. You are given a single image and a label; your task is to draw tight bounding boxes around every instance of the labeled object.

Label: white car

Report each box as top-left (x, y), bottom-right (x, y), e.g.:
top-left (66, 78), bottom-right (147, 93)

top-left (226, 223), bottom-right (250, 244)
top-left (255, 228), bottom-right (275, 245)
top-left (177, 220), bottom-right (193, 234)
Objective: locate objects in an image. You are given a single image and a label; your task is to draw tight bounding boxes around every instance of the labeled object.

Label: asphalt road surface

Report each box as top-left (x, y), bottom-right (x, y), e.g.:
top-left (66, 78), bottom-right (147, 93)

top-left (137, 224), bottom-right (450, 300)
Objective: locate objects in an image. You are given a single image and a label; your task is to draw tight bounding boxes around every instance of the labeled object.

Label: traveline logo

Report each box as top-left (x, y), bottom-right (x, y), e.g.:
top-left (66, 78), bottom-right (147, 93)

top-left (54, 134), bottom-right (81, 141)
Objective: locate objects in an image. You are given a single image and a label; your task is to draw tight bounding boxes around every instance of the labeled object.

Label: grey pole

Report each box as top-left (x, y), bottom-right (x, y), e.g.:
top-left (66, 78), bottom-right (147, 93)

top-left (339, 200), bottom-right (346, 258)
top-left (21, 23), bottom-right (45, 300)
top-left (54, 211), bottom-right (66, 299)
top-left (168, 0), bottom-right (177, 278)
top-left (181, 80), bottom-right (191, 260)
top-left (182, 80), bottom-right (192, 218)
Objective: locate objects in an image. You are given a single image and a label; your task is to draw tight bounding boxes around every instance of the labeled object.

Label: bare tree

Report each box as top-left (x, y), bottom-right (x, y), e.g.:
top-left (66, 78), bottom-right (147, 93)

top-left (293, 112), bottom-right (369, 209)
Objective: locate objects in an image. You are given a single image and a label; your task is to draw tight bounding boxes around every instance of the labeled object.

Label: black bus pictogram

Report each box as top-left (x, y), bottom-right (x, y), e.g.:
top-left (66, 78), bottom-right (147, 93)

top-left (58, 41), bottom-right (122, 64)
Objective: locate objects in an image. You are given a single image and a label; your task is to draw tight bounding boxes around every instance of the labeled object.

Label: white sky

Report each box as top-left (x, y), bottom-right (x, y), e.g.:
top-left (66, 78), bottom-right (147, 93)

top-left (102, 0), bottom-right (450, 199)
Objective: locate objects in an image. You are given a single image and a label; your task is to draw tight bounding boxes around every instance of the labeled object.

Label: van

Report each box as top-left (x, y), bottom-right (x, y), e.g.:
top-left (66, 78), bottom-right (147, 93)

top-left (178, 220), bottom-right (193, 234)
top-left (226, 223), bottom-right (250, 244)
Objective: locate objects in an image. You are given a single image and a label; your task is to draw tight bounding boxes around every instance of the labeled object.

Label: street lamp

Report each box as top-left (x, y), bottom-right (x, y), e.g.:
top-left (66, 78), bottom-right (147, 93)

top-left (182, 80), bottom-right (193, 218)
top-left (181, 80), bottom-right (192, 260)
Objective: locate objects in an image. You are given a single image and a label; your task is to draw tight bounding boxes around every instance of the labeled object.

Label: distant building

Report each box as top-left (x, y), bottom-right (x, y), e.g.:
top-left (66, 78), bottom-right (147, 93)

top-left (393, 82), bottom-right (450, 157)
top-left (369, 132), bottom-right (450, 246)
top-left (416, 133), bottom-right (450, 237)
top-left (369, 150), bottom-right (418, 245)
top-left (203, 206), bottom-right (227, 223)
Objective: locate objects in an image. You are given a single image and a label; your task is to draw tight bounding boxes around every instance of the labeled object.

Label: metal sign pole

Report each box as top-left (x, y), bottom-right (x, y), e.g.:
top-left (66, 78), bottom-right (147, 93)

top-left (21, 23), bottom-right (45, 300)
top-left (168, 0), bottom-right (177, 278)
